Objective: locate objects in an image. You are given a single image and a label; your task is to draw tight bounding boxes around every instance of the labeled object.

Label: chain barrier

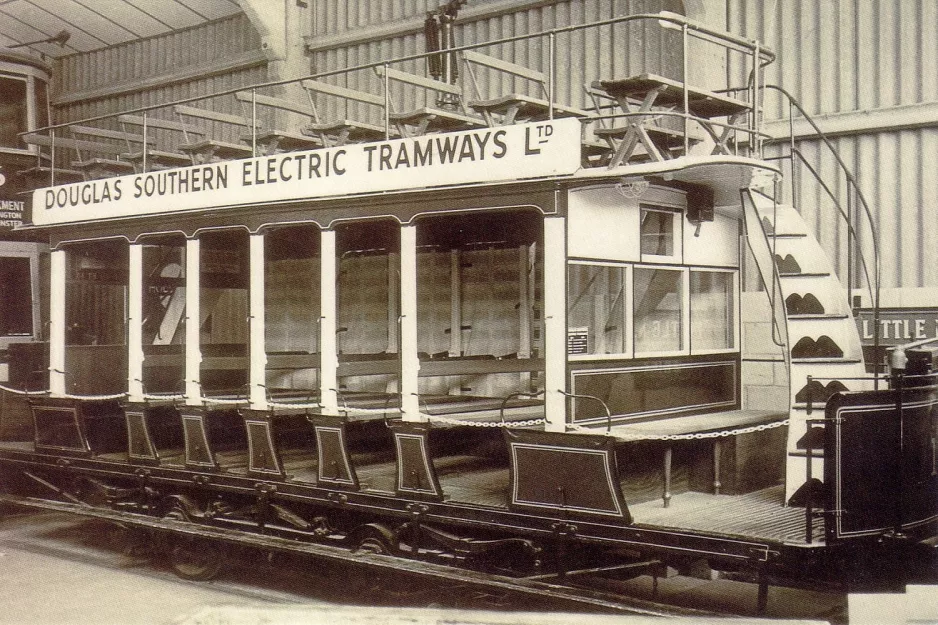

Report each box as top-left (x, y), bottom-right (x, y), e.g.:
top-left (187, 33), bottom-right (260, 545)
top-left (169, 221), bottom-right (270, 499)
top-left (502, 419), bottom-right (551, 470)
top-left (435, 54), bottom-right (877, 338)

top-left (142, 393), bottom-right (185, 401)
top-left (267, 400), bottom-right (324, 410)
top-left (424, 414), bottom-right (546, 428)
top-left (0, 382), bottom-right (789, 438)
top-left (60, 392), bottom-right (129, 401)
top-left (200, 396), bottom-right (249, 406)
top-left (567, 419), bottom-right (790, 441)
top-left (0, 384), bottom-right (49, 396)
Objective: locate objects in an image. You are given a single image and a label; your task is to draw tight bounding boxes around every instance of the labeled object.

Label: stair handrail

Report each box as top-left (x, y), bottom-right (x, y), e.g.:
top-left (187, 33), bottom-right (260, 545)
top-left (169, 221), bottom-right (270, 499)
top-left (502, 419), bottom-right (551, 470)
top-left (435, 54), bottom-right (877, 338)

top-left (740, 187), bottom-right (788, 352)
top-left (788, 148), bottom-right (876, 308)
top-left (761, 84), bottom-right (882, 386)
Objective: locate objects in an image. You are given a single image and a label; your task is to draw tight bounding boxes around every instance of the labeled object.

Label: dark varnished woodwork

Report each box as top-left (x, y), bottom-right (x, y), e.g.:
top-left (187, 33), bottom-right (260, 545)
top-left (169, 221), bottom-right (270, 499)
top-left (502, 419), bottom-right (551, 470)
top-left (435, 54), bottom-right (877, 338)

top-left (504, 429), bottom-right (632, 523)
top-left (390, 421), bottom-right (443, 502)
top-left (311, 414), bottom-right (358, 490)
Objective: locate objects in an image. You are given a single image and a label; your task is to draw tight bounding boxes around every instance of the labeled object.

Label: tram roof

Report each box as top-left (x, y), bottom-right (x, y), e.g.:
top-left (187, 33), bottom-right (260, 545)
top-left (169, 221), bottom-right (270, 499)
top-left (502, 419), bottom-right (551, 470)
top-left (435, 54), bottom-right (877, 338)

top-left (0, 1), bottom-right (241, 60)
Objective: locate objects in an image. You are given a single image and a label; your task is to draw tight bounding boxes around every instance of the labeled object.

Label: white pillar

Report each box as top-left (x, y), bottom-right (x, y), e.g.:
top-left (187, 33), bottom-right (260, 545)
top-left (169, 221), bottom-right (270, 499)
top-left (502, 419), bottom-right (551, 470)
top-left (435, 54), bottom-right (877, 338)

top-left (127, 243), bottom-right (144, 402)
top-left (185, 238), bottom-right (202, 405)
top-left (449, 249), bottom-right (462, 357)
top-left (518, 245), bottom-right (531, 359)
top-left (400, 224), bottom-right (421, 421)
top-left (543, 217), bottom-right (567, 432)
top-left (49, 248), bottom-right (66, 397)
top-left (249, 233), bottom-right (268, 409)
top-left (319, 230), bottom-right (338, 415)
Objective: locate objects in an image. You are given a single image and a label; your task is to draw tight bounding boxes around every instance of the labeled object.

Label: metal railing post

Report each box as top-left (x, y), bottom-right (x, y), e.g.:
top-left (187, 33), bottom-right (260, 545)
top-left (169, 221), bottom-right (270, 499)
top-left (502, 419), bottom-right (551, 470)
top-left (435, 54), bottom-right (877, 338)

top-left (251, 88), bottom-right (258, 157)
top-left (788, 100), bottom-right (796, 204)
top-left (49, 128), bottom-right (56, 187)
top-left (682, 23), bottom-right (689, 155)
top-left (142, 111), bottom-right (149, 173)
top-left (847, 186), bottom-right (853, 306)
top-left (805, 420), bottom-right (815, 544)
top-left (749, 41), bottom-right (762, 158)
top-left (548, 32), bottom-right (556, 120)
top-left (383, 62), bottom-right (391, 141)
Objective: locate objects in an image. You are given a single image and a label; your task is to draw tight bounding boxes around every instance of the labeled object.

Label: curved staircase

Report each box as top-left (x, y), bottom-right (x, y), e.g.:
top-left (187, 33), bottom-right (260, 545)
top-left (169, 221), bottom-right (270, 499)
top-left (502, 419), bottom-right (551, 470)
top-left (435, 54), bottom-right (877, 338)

top-left (743, 189), bottom-right (872, 503)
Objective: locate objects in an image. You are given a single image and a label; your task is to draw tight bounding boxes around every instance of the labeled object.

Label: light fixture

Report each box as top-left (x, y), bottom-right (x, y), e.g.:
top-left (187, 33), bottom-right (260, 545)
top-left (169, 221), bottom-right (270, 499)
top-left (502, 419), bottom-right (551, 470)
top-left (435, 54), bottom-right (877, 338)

top-left (614, 177), bottom-right (649, 199)
top-left (9, 30), bottom-right (71, 50)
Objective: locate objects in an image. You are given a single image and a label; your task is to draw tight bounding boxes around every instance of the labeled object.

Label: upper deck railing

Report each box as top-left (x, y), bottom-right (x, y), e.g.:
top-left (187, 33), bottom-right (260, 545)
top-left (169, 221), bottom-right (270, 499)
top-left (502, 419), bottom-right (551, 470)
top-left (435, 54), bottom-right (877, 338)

top-left (18, 11), bottom-right (773, 190)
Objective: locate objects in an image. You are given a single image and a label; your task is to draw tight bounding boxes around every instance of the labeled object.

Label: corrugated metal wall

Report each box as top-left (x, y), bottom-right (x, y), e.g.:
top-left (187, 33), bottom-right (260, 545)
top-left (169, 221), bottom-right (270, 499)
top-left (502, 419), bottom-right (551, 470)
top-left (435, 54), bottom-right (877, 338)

top-left (729, 0), bottom-right (938, 118)
top-left (308, 0), bottom-right (686, 124)
top-left (51, 14), bottom-right (267, 142)
top-left (729, 0), bottom-right (938, 293)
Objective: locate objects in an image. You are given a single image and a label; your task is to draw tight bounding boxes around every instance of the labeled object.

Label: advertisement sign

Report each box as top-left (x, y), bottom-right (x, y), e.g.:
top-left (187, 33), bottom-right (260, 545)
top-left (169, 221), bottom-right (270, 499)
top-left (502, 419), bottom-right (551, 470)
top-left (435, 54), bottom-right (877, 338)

top-left (0, 172), bottom-right (26, 231)
top-left (32, 118), bottom-right (582, 227)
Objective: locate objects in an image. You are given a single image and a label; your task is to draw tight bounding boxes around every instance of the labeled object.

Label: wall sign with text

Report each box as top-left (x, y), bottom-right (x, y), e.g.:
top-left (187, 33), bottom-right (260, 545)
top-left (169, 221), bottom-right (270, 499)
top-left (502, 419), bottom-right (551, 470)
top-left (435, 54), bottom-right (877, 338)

top-left (855, 308), bottom-right (938, 345)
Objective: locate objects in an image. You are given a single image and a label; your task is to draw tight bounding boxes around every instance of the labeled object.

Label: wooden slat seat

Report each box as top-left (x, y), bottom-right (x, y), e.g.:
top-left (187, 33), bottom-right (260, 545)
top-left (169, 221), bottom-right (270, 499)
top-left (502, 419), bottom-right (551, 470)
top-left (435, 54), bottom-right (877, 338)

top-left (468, 93), bottom-right (588, 125)
top-left (374, 65), bottom-right (484, 137)
top-left (387, 106), bottom-right (486, 135)
top-left (301, 79), bottom-right (393, 145)
top-left (21, 132), bottom-right (131, 181)
top-left (234, 91), bottom-right (322, 154)
top-left (68, 125), bottom-right (145, 179)
top-left (17, 164), bottom-right (84, 186)
top-left (118, 114), bottom-right (200, 171)
top-left (304, 119), bottom-right (386, 144)
top-left (173, 104), bottom-right (257, 163)
top-left (461, 50), bottom-right (589, 126)
top-left (593, 74), bottom-right (750, 119)
top-left (592, 74), bottom-right (751, 159)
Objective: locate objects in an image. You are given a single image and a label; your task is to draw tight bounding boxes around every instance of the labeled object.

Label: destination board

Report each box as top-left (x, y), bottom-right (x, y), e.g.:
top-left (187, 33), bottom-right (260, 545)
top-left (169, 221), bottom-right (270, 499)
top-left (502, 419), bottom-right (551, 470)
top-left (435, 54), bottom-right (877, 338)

top-left (32, 118), bottom-right (582, 227)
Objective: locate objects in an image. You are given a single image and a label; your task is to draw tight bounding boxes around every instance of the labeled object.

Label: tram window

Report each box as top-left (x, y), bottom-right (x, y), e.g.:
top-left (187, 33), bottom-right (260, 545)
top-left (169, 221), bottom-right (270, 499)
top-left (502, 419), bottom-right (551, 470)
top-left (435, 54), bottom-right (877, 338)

top-left (633, 267), bottom-right (682, 354)
top-left (35, 79), bottom-right (49, 129)
top-left (0, 75), bottom-right (28, 149)
top-left (265, 227), bottom-right (319, 355)
top-left (690, 270), bottom-right (735, 350)
top-left (142, 243), bottom-right (186, 346)
top-left (567, 263), bottom-right (627, 356)
top-left (141, 241), bottom-right (186, 394)
top-left (200, 231), bottom-right (249, 392)
top-left (640, 207), bottom-right (677, 258)
top-left (0, 257), bottom-right (32, 336)
top-left (66, 244), bottom-right (128, 346)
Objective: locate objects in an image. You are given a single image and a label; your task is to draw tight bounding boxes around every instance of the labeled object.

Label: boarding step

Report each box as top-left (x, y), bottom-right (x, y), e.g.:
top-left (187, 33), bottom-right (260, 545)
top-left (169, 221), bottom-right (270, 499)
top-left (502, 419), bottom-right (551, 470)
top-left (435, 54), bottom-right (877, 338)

top-left (787, 313), bottom-right (850, 321)
top-left (761, 216), bottom-right (808, 239)
top-left (785, 288), bottom-right (852, 317)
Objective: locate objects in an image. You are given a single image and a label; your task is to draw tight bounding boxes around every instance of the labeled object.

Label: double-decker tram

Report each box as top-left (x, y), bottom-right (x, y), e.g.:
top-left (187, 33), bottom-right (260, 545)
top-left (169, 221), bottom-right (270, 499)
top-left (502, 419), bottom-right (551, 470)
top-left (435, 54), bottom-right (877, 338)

top-left (0, 49), bottom-right (51, 433)
top-left (0, 12), bottom-right (935, 613)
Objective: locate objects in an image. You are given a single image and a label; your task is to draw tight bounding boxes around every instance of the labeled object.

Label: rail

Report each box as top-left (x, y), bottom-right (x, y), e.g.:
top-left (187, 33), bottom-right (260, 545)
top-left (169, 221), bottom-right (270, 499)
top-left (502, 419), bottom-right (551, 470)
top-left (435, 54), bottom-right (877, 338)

top-left (762, 84), bottom-right (882, 385)
top-left (19, 11), bottom-right (773, 184)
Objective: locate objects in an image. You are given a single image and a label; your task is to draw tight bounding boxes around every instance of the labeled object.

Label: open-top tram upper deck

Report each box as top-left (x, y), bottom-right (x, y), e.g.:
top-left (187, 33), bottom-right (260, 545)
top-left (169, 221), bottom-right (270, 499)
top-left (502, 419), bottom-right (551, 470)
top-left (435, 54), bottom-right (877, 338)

top-left (1, 10), bottom-right (933, 603)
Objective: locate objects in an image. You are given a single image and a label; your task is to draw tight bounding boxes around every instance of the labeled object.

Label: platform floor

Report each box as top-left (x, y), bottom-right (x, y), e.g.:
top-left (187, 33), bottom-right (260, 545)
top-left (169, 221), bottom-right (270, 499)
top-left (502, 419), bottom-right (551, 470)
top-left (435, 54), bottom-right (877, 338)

top-left (631, 484), bottom-right (823, 544)
top-left (0, 440), bottom-right (817, 544)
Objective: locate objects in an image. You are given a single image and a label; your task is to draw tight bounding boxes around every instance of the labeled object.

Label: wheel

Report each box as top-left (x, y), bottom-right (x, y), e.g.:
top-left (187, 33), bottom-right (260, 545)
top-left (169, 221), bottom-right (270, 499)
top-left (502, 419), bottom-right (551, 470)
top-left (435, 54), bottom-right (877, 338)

top-left (163, 509), bottom-right (223, 581)
top-left (108, 522), bottom-right (152, 559)
top-left (351, 523), bottom-right (398, 556)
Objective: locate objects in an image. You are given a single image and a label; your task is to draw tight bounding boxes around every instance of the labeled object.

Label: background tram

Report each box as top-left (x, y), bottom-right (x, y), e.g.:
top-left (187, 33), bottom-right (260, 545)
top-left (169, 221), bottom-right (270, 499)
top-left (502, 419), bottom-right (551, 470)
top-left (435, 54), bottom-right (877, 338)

top-left (0, 48), bottom-right (51, 437)
top-left (0, 6), bottom-right (934, 616)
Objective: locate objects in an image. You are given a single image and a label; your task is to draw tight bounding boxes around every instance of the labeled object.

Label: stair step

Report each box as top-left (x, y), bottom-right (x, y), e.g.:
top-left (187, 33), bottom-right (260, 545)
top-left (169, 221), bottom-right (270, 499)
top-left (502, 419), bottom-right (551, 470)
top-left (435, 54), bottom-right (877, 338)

top-left (788, 449), bottom-right (825, 458)
top-left (788, 313), bottom-right (850, 321)
top-left (791, 404), bottom-right (832, 413)
top-left (791, 357), bottom-right (863, 364)
top-left (779, 272), bottom-right (831, 278)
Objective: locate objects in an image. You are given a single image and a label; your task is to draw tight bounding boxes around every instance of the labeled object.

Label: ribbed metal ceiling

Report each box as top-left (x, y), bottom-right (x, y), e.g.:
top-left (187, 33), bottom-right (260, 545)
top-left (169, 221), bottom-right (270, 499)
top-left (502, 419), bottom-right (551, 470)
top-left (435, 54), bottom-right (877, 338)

top-left (0, 0), bottom-right (242, 59)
